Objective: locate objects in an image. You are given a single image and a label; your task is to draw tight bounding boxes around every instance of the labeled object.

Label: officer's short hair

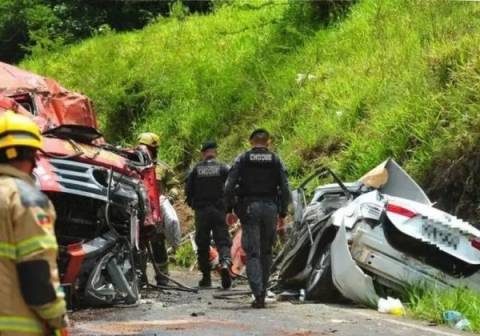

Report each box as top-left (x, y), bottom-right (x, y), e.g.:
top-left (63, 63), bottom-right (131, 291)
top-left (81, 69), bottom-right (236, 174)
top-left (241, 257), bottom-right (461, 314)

top-left (249, 128), bottom-right (270, 143)
top-left (201, 141), bottom-right (217, 152)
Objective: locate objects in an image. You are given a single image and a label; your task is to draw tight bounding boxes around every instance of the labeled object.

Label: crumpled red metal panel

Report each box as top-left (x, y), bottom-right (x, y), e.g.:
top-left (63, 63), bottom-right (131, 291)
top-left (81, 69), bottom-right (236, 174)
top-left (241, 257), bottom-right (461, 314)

top-left (0, 62), bottom-right (49, 95)
top-left (0, 94), bottom-right (31, 116)
top-left (0, 64), bottom-right (163, 235)
top-left (49, 92), bottom-right (98, 128)
top-left (0, 62), bottom-right (97, 128)
top-left (136, 145), bottom-right (162, 228)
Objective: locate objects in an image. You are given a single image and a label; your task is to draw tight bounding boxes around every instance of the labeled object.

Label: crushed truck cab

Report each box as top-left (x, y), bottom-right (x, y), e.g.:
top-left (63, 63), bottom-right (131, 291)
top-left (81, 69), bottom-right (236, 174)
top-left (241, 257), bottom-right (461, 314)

top-left (0, 62), bottom-right (162, 307)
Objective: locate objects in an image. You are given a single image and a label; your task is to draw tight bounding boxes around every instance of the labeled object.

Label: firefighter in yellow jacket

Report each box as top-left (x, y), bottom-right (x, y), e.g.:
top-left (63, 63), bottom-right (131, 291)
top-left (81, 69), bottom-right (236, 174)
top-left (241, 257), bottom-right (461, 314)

top-left (137, 132), bottom-right (180, 286)
top-left (0, 111), bottom-right (68, 335)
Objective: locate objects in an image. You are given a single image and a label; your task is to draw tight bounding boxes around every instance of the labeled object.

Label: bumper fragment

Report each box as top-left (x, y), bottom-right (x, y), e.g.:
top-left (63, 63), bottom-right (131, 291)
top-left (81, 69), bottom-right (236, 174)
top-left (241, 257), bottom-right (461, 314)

top-left (331, 224), bottom-right (379, 306)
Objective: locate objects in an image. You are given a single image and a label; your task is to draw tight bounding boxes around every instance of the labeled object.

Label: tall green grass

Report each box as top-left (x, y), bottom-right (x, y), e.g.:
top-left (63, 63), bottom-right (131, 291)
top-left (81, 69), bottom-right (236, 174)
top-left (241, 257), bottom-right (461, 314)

top-left (22, 0), bottom-right (480, 189)
top-left (406, 286), bottom-right (480, 332)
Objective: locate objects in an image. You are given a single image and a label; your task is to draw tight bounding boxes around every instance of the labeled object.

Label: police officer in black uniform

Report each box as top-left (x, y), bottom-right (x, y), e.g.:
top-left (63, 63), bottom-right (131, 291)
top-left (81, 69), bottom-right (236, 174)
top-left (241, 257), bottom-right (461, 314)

top-left (225, 129), bottom-right (290, 308)
top-left (185, 141), bottom-right (232, 289)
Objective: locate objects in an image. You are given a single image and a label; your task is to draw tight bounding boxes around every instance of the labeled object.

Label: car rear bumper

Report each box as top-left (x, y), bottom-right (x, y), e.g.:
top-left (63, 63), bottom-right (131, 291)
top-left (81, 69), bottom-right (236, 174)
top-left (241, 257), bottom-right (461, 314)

top-left (350, 222), bottom-right (480, 293)
top-left (331, 224), bottom-right (378, 306)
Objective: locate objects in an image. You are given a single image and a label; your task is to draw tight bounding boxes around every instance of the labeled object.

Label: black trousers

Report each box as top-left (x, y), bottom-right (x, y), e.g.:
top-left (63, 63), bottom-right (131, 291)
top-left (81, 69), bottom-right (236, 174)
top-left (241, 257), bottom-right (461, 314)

top-left (194, 205), bottom-right (232, 274)
top-left (238, 200), bottom-right (277, 297)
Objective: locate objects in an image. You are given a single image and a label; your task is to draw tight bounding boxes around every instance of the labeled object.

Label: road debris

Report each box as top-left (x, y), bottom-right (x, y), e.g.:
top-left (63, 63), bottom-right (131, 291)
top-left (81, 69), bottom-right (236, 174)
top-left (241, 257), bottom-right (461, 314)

top-left (70, 269), bottom-right (469, 336)
top-left (443, 311), bottom-right (471, 331)
top-left (377, 297), bottom-right (405, 316)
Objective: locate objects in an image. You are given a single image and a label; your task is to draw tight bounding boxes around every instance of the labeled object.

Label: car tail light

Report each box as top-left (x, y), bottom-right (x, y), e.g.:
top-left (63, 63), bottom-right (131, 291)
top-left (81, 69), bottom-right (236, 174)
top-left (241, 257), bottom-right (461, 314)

top-left (386, 203), bottom-right (416, 218)
top-left (471, 239), bottom-right (480, 250)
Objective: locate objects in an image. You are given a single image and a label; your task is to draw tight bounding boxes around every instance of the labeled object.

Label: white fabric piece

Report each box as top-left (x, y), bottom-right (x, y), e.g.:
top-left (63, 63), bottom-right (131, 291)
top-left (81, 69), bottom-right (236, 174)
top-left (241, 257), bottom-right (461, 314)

top-left (160, 196), bottom-right (181, 248)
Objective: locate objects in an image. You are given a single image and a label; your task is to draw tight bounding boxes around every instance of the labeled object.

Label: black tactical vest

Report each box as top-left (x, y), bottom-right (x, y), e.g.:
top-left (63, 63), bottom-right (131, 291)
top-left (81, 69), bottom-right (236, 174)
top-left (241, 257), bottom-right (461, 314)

top-left (192, 159), bottom-right (227, 203)
top-left (238, 148), bottom-right (280, 198)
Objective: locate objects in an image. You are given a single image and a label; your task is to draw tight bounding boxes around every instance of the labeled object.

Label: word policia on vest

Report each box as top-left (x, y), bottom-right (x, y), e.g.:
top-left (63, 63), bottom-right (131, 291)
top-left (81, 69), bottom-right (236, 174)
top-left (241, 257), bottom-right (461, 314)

top-left (249, 153), bottom-right (273, 162)
top-left (197, 165), bottom-right (221, 177)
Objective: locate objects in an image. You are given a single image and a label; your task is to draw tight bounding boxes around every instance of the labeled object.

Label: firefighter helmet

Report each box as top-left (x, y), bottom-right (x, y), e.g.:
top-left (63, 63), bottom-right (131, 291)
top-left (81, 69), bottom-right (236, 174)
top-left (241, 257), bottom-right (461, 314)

top-left (0, 111), bottom-right (42, 160)
top-left (138, 132), bottom-right (160, 148)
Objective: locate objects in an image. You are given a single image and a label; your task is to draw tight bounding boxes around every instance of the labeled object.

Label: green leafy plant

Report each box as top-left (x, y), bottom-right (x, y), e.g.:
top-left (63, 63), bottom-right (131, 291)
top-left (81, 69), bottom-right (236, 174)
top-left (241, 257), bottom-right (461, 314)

top-left (169, 0), bottom-right (189, 20)
top-left (175, 242), bottom-right (196, 268)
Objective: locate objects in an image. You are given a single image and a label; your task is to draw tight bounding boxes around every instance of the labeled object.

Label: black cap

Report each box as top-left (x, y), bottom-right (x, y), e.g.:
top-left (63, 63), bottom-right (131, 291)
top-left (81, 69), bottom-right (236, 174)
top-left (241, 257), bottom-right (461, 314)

top-left (249, 128), bottom-right (270, 140)
top-left (201, 141), bottom-right (217, 152)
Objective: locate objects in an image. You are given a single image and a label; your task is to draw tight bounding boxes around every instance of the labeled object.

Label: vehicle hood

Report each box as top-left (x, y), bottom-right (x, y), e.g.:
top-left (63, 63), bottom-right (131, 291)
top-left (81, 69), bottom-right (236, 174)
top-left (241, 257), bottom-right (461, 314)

top-left (43, 137), bottom-right (131, 174)
top-left (0, 62), bottom-right (98, 129)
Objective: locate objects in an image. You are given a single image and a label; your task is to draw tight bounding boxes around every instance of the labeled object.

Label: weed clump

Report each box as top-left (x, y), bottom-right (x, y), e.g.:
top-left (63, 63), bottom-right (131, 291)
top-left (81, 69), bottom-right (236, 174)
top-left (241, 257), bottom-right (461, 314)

top-left (406, 286), bottom-right (480, 332)
top-left (175, 242), bottom-right (196, 268)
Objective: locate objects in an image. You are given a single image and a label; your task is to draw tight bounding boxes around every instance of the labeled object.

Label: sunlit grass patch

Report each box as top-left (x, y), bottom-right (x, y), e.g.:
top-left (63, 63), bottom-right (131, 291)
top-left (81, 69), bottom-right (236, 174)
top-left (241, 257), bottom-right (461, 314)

top-left (21, 0), bottom-right (480, 193)
top-left (405, 285), bottom-right (480, 332)
top-left (175, 241), bottom-right (196, 268)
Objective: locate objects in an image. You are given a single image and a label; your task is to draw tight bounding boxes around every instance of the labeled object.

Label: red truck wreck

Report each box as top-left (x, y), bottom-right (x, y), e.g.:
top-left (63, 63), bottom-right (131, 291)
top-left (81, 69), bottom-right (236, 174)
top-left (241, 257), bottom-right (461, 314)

top-left (0, 62), bottom-right (161, 307)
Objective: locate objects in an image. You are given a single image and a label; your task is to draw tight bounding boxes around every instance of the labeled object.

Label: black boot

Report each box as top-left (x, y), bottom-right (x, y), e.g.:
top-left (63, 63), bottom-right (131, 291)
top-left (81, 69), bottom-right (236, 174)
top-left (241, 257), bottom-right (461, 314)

top-left (198, 272), bottom-right (212, 288)
top-left (251, 294), bottom-right (266, 309)
top-left (155, 275), bottom-right (169, 286)
top-left (220, 261), bottom-right (232, 289)
top-left (155, 263), bottom-right (169, 286)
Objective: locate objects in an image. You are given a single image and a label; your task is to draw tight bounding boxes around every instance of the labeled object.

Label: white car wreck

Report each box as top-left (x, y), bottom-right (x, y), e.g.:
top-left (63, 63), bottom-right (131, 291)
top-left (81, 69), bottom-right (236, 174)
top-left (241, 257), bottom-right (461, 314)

top-left (274, 159), bottom-right (480, 305)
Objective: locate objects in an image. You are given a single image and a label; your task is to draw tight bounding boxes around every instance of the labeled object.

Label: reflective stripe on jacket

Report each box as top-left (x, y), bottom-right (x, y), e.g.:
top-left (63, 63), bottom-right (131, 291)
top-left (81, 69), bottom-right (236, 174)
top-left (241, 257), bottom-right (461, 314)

top-left (0, 164), bottom-right (66, 335)
top-left (0, 316), bottom-right (43, 334)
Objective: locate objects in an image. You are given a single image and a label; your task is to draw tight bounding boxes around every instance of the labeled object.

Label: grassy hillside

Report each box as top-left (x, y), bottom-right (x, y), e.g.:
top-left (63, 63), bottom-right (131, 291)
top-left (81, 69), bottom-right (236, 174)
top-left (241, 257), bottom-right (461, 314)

top-left (23, 0), bottom-right (480, 218)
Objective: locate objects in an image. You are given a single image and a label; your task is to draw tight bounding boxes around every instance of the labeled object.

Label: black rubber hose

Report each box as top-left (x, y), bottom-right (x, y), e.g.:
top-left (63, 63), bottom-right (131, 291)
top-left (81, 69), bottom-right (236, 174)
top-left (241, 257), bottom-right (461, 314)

top-left (146, 243), bottom-right (198, 293)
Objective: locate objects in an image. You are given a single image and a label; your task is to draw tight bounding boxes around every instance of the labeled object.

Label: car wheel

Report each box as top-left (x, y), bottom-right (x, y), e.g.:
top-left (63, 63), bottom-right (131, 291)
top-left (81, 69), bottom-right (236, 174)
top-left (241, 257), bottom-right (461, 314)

top-left (305, 243), bottom-right (342, 302)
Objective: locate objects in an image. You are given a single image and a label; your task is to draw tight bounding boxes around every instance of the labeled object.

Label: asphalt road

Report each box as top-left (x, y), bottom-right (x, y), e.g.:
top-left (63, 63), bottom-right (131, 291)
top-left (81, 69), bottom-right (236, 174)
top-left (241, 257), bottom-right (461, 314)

top-left (71, 270), bottom-right (469, 336)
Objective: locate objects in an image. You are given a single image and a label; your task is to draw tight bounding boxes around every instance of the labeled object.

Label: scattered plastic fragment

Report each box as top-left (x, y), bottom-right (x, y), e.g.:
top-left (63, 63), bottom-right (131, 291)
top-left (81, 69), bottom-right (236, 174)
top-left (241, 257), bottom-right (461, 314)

top-left (377, 297), bottom-right (405, 316)
top-left (250, 290), bottom-right (277, 304)
top-left (299, 289), bottom-right (306, 302)
top-left (296, 73), bottom-right (316, 84)
top-left (443, 310), bottom-right (471, 331)
top-left (266, 290), bottom-right (277, 303)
